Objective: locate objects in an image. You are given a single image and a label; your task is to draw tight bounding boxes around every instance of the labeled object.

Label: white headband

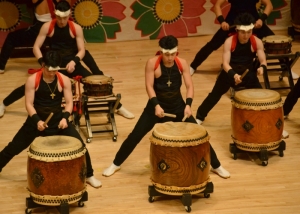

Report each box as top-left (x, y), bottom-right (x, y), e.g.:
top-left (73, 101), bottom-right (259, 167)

top-left (161, 47), bottom-right (178, 54)
top-left (54, 9), bottom-right (71, 18)
top-left (236, 23), bottom-right (254, 31)
top-left (48, 66), bottom-right (59, 71)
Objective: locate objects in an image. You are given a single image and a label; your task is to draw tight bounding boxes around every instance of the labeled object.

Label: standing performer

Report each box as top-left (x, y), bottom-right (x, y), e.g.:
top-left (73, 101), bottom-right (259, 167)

top-left (103, 35), bottom-right (230, 179)
top-left (189, 0), bottom-right (299, 79)
top-left (0, 0), bottom-right (134, 119)
top-left (0, 51), bottom-right (101, 188)
top-left (195, 13), bottom-right (265, 125)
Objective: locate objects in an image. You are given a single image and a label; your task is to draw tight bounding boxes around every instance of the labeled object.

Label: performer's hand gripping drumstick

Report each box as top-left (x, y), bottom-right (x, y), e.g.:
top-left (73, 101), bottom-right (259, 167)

top-left (235, 69), bottom-right (249, 85)
top-left (43, 112), bottom-right (53, 128)
top-left (163, 113), bottom-right (176, 118)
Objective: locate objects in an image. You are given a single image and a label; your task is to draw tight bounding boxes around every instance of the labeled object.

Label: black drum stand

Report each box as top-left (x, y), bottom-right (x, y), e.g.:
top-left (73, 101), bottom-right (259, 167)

top-left (25, 191), bottom-right (88, 214)
top-left (148, 182), bottom-right (213, 213)
top-left (229, 140), bottom-right (286, 166)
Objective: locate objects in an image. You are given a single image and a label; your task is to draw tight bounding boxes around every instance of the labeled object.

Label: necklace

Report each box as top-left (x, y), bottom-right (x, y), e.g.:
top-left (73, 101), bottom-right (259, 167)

top-left (166, 67), bottom-right (172, 87)
top-left (46, 81), bottom-right (58, 99)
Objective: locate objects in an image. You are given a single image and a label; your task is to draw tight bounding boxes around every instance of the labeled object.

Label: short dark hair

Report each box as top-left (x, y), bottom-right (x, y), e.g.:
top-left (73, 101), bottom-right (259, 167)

top-left (234, 13), bottom-right (255, 26)
top-left (43, 51), bottom-right (61, 68)
top-left (55, 0), bottom-right (71, 12)
top-left (159, 35), bottom-right (178, 50)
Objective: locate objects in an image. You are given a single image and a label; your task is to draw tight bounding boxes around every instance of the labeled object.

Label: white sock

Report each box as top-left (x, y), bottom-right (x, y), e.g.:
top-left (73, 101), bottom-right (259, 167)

top-left (102, 163), bottom-right (121, 177)
top-left (211, 166), bottom-right (230, 179)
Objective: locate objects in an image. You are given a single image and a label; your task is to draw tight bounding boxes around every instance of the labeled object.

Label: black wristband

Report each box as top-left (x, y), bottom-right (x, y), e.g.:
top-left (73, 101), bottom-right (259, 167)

top-left (62, 111), bottom-right (71, 120)
top-left (73, 56), bottom-right (80, 64)
top-left (186, 98), bottom-right (193, 106)
top-left (150, 97), bottom-right (159, 107)
top-left (260, 13), bottom-right (268, 23)
top-left (227, 69), bottom-right (237, 79)
top-left (260, 64), bottom-right (267, 73)
top-left (217, 15), bottom-right (225, 24)
top-left (38, 57), bottom-right (44, 66)
top-left (31, 114), bottom-right (41, 124)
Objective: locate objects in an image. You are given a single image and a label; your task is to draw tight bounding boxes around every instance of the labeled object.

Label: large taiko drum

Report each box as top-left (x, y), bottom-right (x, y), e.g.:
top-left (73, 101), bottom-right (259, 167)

top-left (291, 0), bottom-right (300, 32)
top-left (231, 89), bottom-right (283, 152)
top-left (262, 35), bottom-right (292, 54)
top-left (82, 75), bottom-right (113, 97)
top-left (27, 136), bottom-right (87, 206)
top-left (149, 122), bottom-right (211, 196)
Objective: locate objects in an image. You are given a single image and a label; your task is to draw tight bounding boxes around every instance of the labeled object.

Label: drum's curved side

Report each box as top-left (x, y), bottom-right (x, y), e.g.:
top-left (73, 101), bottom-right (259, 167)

top-left (262, 35), bottom-right (292, 54)
top-left (27, 136), bottom-right (87, 206)
top-left (150, 142), bottom-right (210, 195)
top-left (149, 122), bottom-right (211, 196)
top-left (231, 106), bottom-right (283, 152)
top-left (82, 75), bottom-right (114, 97)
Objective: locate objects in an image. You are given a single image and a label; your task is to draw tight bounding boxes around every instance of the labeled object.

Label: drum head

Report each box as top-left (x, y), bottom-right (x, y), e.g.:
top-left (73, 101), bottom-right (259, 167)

top-left (150, 122), bottom-right (209, 147)
top-left (232, 89), bottom-right (282, 110)
top-left (0, 1), bottom-right (21, 31)
top-left (262, 35), bottom-right (292, 43)
top-left (29, 136), bottom-right (86, 161)
top-left (82, 75), bottom-right (113, 84)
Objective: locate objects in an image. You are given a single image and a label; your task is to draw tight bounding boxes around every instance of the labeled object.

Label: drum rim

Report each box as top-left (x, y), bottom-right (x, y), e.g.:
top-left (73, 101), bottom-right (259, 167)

top-left (150, 122), bottom-right (210, 147)
top-left (231, 89), bottom-right (283, 109)
top-left (262, 35), bottom-right (292, 43)
top-left (82, 75), bottom-right (113, 84)
top-left (28, 136), bottom-right (86, 161)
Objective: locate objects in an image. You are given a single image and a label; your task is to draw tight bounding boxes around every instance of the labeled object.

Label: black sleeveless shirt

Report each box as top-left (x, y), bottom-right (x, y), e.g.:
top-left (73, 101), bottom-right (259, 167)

top-left (49, 23), bottom-right (78, 57)
top-left (230, 39), bottom-right (256, 73)
top-left (226, 0), bottom-right (260, 25)
top-left (154, 61), bottom-right (185, 113)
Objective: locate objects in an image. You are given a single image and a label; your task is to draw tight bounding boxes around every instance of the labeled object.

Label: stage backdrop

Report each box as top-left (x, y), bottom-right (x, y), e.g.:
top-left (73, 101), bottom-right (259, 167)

top-left (0, 0), bottom-right (292, 47)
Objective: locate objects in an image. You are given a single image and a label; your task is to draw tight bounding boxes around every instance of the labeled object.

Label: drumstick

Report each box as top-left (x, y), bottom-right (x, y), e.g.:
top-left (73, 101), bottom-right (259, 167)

top-left (240, 69), bottom-right (249, 80)
top-left (43, 112), bottom-right (53, 127)
top-left (163, 113), bottom-right (176, 118)
top-left (235, 69), bottom-right (249, 85)
top-left (182, 114), bottom-right (188, 122)
top-left (48, 67), bottom-right (68, 71)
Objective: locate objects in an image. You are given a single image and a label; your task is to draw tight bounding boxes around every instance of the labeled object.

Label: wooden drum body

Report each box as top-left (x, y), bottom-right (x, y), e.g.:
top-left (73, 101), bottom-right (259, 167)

top-left (27, 136), bottom-right (87, 206)
top-left (82, 75), bottom-right (113, 97)
top-left (231, 89), bottom-right (283, 152)
top-left (291, 0), bottom-right (300, 32)
top-left (262, 35), bottom-right (292, 54)
top-left (149, 122), bottom-right (211, 196)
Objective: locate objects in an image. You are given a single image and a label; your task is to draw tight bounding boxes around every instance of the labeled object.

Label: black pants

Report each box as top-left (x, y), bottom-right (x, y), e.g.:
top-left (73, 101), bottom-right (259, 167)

top-left (113, 101), bottom-right (221, 169)
top-left (190, 24), bottom-right (274, 70)
top-left (283, 78), bottom-right (300, 116)
top-left (0, 21), bottom-right (44, 70)
top-left (0, 116), bottom-right (94, 177)
top-left (196, 70), bottom-right (262, 121)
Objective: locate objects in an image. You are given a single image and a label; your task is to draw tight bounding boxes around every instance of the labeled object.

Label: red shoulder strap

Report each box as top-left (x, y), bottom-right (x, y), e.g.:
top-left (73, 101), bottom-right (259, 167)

top-left (35, 70), bottom-right (64, 89)
top-left (230, 34), bottom-right (238, 52)
top-left (35, 70), bottom-right (43, 89)
top-left (154, 55), bottom-right (162, 71)
top-left (250, 35), bottom-right (257, 52)
top-left (56, 72), bottom-right (64, 88)
top-left (68, 20), bottom-right (76, 37)
top-left (174, 57), bottom-right (183, 73)
top-left (47, 19), bottom-right (56, 36)
top-left (47, 0), bottom-right (55, 19)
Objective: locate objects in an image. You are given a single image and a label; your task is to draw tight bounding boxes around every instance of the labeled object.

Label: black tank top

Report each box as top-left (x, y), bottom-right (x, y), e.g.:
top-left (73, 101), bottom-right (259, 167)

top-left (154, 61), bottom-right (185, 113)
top-left (230, 39), bottom-right (256, 72)
top-left (226, 0), bottom-right (260, 25)
top-left (34, 74), bottom-right (63, 107)
top-left (50, 23), bottom-right (78, 57)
